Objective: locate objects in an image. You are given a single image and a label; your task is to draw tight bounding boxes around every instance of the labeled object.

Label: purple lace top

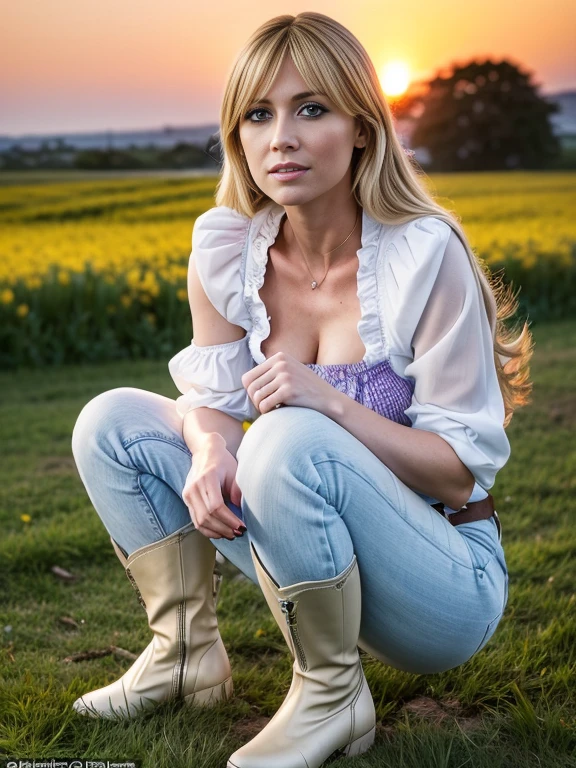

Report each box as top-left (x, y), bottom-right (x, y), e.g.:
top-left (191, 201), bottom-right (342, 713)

top-left (304, 358), bottom-right (415, 427)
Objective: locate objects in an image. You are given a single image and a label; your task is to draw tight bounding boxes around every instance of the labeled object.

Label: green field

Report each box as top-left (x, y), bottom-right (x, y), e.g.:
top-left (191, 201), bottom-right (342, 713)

top-left (0, 319), bottom-right (574, 767)
top-left (1, 171), bottom-right (576, 369)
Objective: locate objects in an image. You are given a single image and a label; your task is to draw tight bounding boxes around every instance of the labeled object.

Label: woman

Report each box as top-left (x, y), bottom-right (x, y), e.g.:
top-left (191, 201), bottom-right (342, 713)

top-left (70, 12), bottom-right (534, 768)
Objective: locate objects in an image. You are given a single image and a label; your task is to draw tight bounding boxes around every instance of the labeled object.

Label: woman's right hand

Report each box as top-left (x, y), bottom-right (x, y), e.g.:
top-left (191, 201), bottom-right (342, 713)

top-left (182, 437), bottom-right (245, 540)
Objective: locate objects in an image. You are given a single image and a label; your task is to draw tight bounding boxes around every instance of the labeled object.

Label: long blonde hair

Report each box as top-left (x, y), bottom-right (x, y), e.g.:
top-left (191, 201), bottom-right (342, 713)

top-left (215, 11), bottom-right (533, 426)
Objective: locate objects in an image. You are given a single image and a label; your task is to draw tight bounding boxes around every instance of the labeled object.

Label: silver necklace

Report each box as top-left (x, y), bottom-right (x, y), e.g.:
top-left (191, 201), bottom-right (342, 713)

top-left (289, 208), bottom-right (360, 290)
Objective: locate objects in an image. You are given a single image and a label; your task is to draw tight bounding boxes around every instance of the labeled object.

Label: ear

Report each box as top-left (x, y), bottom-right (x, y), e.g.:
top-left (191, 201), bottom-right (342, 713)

top-left (353, 118), bottom-right (368, 149)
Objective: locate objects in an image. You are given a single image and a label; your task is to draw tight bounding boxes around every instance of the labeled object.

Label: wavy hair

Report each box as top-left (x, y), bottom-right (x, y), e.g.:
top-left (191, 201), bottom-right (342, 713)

top-left (214, 11), bottom-right (533, 426)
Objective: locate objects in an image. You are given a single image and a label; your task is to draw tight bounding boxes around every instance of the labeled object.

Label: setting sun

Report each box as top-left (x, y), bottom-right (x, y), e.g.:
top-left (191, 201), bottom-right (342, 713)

top-left (380, 61), bottom-right (411, 97)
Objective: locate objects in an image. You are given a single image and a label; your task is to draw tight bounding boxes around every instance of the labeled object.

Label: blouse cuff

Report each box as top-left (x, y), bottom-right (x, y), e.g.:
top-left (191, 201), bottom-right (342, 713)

top-left (168, 335), bottom-right (259, 422)
top-left (415, 481), bottom-right (490, 511)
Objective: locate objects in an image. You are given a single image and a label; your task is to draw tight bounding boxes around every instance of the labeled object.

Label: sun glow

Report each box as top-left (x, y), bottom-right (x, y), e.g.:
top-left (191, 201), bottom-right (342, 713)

top-left (380, 61), bottom-right (411, 97)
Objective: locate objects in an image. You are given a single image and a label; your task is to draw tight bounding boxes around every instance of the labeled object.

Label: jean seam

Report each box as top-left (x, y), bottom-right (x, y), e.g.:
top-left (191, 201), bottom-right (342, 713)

top-left (312, 457), bottom-right (476, 572)
top-left (313, 457), bottom-right (404, 514)
top-left (321, 500), bottom-right (340, 581)
top-left (122, 435), bottom-right (180, 538)
top-left (135, 472), bottom-right (168, 539)
top-left (122, 434), bottom-right (191, 456)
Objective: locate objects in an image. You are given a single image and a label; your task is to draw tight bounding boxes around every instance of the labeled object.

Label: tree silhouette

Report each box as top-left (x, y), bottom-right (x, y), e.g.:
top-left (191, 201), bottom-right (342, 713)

top-left (394, 58), bottom-right (560, 171)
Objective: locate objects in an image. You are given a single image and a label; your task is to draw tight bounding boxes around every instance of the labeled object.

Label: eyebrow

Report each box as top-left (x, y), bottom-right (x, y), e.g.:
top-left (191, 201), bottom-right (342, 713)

top-left (252, 91), bottom-right (327, 105)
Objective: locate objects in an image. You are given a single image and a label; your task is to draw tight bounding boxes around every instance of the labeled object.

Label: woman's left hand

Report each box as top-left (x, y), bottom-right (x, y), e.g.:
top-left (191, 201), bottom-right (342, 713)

top-left (241, 351), bottom-right (336, 415)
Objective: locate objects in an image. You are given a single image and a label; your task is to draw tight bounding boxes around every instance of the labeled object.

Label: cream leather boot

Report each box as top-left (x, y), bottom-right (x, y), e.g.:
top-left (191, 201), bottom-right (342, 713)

top-left (73, 522), bottom-right (233, 719)
top-left (227, 542), bottom-right (376, 768)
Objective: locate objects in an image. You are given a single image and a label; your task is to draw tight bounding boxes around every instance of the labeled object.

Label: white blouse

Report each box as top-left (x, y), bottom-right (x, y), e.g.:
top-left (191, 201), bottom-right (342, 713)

top-left (168, 202), bottom-right (511, 508)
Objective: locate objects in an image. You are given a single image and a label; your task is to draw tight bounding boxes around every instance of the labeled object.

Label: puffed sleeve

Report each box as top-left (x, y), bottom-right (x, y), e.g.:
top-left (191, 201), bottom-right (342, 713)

top-left (191, 205), bottom-right (252, 329)
top-left (168, 206), bottom-right (258, 421)
top-left (382, 216), bottom-right (511, 494)
top-left (168, 336), bottom-right (259, 421)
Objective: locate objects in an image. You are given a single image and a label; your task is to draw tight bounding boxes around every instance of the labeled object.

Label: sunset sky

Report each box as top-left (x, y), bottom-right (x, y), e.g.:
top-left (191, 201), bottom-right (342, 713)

top-left (2, 0), bottom-right (575, 135)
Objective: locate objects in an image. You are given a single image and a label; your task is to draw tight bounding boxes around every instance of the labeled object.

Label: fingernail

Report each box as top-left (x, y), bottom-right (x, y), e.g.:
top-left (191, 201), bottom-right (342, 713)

top-left (234, 529), bottom-right (244, 538)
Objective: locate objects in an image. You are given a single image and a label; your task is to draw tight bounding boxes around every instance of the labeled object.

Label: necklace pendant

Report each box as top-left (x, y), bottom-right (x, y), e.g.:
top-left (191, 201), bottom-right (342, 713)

top-left (311, 281), bottom-right (317, 289)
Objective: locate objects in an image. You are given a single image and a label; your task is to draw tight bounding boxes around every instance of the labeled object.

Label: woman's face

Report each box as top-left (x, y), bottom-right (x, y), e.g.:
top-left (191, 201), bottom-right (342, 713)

top-left (238, 52), bottom-right (366, 208)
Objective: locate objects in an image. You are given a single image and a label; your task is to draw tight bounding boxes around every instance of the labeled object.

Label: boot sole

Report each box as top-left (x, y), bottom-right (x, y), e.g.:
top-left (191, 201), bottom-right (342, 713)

top-left (226, 725), bottom-right (376, 768)
top-left (184, 675), bottom-right (233, 707)
top-left (340, 724), bottom-right (376, 756)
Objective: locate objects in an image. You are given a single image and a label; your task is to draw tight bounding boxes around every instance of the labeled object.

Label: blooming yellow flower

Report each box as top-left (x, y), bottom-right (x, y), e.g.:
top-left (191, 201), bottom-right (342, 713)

top-left (0, 288), bottom-right (14, 304)
top-left (24, 276), bottom-right (42, 290)
top-left (16, 303), bottom-right (29, 317)
top-left (20, 514), bottom-right (31, 523)
top-left (126, 268), bottom-right (141, 287)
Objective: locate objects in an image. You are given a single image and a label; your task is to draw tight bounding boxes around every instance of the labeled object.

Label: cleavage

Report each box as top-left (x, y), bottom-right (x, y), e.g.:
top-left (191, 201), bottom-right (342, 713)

top-left (257, 240), bottom-right (366, 366)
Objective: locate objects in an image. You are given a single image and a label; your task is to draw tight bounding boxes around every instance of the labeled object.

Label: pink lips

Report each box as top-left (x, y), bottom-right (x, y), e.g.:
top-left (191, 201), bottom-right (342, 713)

top-left (269, 168), bottom-right (308, 181)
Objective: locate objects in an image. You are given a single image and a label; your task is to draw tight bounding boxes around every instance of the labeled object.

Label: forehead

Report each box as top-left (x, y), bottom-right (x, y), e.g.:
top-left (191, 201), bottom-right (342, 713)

top-left (253, 52), bottom-right (326, 104)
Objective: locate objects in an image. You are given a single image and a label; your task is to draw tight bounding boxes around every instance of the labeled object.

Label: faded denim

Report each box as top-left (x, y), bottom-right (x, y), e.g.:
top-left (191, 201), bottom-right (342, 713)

top-left (71, 387), bottom-right (509, 674)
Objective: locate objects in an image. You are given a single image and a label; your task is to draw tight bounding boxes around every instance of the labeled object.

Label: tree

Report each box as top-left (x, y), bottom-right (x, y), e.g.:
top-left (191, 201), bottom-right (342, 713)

top-left (394, 58), bottom-right (560, 171)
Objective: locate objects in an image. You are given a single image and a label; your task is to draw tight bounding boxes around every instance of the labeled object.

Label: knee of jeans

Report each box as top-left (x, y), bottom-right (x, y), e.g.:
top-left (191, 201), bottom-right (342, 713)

top-left (236, 413), bottom-right (276, 491)
top-left (71, 387), bottom-right (139, 460)
top-left (236, 407), bottom-right (317, 491)
top-left (236, 407), bottom-right (316, 465)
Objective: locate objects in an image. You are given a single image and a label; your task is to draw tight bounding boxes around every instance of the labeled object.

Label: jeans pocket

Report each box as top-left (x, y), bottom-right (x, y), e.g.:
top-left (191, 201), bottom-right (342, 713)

top-left (472, 612), bottom-right (503, 656)
top-left (458, 518), bottom-right (505, 571)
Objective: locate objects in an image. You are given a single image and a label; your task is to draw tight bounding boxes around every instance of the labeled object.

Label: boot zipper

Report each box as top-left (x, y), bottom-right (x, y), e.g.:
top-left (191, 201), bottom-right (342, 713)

top-left (280, 600), bottom-right (308, 672)
top-left (250, 544), bottom-right (308, 670)
top-left (174, 531), bottom-right (187, 698)
top-left (125, 568), bottom-right (147, 611)
top-left (173, 600), bottom-right (186, 699)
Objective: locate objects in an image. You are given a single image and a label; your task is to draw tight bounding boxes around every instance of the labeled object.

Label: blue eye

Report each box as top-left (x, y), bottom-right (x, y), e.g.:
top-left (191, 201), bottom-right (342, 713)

top-left (245, 102), bottom-right (327, 123)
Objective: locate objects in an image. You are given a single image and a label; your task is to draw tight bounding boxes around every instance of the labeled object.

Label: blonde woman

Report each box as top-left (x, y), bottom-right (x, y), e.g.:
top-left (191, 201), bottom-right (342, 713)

top-left (71, 12), bottom-right (533, 768)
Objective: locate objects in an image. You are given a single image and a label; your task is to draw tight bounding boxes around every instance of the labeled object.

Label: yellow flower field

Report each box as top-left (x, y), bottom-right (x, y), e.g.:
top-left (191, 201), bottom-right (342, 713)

top-left (0, 171), bottom-right (574, 368)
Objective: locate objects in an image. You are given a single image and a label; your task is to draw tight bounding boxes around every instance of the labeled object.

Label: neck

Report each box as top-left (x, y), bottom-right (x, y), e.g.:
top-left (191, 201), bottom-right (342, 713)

top-left (280, 201), bottom-right (362, 272)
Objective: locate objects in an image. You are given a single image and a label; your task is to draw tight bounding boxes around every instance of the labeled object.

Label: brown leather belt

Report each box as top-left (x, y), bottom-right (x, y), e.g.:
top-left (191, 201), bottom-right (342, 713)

top-left (431, 492), bottom-right (499, 528)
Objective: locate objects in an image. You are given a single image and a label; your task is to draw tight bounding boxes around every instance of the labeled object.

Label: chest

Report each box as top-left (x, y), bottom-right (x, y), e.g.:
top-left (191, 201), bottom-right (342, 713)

top-left (258, 242), bottom-right (367, 366)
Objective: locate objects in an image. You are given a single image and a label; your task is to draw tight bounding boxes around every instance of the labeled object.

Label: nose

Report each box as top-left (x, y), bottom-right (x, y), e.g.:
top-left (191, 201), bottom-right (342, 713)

top-left (269, 113), bottom-right (300, 153)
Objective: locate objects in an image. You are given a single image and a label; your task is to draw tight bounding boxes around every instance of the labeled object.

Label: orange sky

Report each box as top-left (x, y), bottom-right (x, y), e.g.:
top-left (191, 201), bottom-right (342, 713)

top-left (1, 0), bottom-right (575, 134)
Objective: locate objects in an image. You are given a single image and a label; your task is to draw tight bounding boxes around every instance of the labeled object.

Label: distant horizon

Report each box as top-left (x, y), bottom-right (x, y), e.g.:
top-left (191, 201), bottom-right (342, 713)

top-left (3, 83), bottom-right (575, 139)
top-left (0, 121), bottom-right (220, 140)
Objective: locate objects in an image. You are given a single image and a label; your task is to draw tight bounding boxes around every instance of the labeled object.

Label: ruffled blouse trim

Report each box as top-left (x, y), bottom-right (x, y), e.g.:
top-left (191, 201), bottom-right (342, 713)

top-left (244, 204), bottom-right (278, 365)
top-left (244, 202), bottom-right (385, 366)
top-left (355, 208), bottom-right (387, 364)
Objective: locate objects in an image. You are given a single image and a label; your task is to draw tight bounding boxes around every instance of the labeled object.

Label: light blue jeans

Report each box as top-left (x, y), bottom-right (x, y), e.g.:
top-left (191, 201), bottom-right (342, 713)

top-left (71, 387), bottom-right (509, 675)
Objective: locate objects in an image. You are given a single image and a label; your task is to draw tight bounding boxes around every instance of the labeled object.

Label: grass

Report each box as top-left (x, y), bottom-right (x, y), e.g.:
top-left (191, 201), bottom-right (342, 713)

top-left (0, 319), bottom-right (575, 767)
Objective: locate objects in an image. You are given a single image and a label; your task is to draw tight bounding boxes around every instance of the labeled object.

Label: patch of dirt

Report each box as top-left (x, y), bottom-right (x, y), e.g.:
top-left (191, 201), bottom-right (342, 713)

top-left (232, 715), bottom-right (271, 741)
top-left (394, 695), bottom-right (484, 732)
top-left (233, 647), bottom-right (286, 662)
